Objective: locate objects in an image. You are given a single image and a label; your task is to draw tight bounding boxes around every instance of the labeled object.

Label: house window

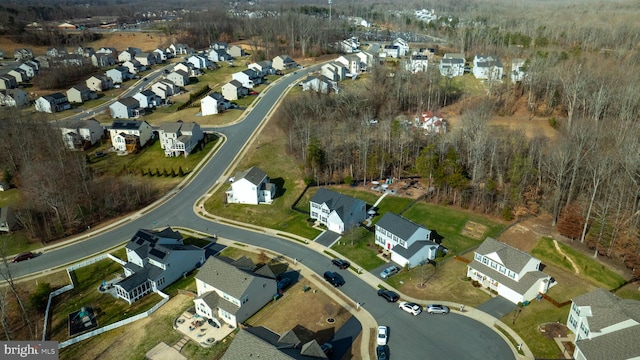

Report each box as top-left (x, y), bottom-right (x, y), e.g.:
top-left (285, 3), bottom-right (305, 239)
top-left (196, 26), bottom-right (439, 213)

top-left (241, 295), bottom-right (249, 304)
top-left (474, 253), bottom-right (482, 262)
top-left (490, 261), bottom-right (498, 270)
top-left (482, 257), bottom-right (489, 265)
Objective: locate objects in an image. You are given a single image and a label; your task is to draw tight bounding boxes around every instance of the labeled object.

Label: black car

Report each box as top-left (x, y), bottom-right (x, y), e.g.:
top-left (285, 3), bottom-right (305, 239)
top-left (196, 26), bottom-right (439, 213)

top-left (376, 345), bottom-right (390, 360)
top-left (323, 271), bottom-right (345, 287)
top-left (377, 289), bottom-right (399, 302)
top-left (332, 259), bottom-right (350, 269)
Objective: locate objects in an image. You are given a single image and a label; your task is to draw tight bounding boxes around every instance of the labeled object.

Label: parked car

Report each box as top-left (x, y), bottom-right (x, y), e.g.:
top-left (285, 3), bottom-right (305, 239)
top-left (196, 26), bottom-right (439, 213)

top-left (11, 252), bottom-right (35, 263)
top-left (249, 91), bottom-right (258, 95)
top-left (331, 259), bottom-right (350, 269)
top-left (142, 77), bottom-right (148, 81)
top-left (377, 289), bottom-right (399, 302)
top-left (426, 304), bottom-right (450, 315)
top-left (380, 265), bottom-right (400, 279)
top-left (376, 345), bottom-right (390, 360)
top-left (277, 278), bottom-right (292, 291)
top-left (376, 325), bottom-right (388, 345)
top-left (323, 271), bottom-right (345, 287)
top-left (398, 301), bottom-right (422, 316)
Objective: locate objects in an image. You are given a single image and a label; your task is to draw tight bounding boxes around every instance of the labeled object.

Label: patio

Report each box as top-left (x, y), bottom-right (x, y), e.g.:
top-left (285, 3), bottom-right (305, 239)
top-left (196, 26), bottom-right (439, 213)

top-left (173, 308), bottom-right (235, 347)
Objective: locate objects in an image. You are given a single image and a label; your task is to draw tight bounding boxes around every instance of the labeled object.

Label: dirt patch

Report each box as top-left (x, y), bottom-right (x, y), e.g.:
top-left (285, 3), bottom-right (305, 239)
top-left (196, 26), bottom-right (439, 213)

top-left (460, 221), bottom-right (488, 240)
top-left (538, 322), bottom-right (569, 339)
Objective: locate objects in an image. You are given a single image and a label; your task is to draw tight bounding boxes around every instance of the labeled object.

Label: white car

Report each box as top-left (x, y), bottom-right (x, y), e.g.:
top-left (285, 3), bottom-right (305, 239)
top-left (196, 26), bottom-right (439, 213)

top-left (376, 326), bottom-right (388, 345)
top-left (399, 301), bottom-right (422, 316)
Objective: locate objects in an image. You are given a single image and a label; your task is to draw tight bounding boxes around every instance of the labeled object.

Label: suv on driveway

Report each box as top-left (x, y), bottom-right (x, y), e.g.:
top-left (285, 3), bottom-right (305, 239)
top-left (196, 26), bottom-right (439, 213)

top-left (377, 289), bottom-right (399, 302)
top-left (323, 271), bottom-right (345, 287)
top-left (380, 265), bottom-right (400, 279)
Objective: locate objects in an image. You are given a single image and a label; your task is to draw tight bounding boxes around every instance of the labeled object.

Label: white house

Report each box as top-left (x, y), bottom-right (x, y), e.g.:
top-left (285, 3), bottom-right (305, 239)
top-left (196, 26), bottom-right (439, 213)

top-left (248, 60), bottom-right (273, 77)
top-left (109, 97), bottom-right (142, 119)
top-left (105, 66), bottom-right (132, 84)
top-left (133, 90), bottom-right (161, 108)
top-left (187, 55), bottom-right (210, 69)
top-left (153, 48), bottom-right (167, 63)
top-left (227, 45), bottom-right (245, 58)
top-left (466, 237), bottom-right (556, 304)
top-left (272, 54), bottom-right (296, 71)
top-left (354, 51), bottom-right (375, 71)
top-left (406, 55), bottom-right (429, 73)
top-left (201, 92), bottom-right (230, 116)
top-left (393, 38), bottom-right (410, 57)
top-left (301, 75), bottom-right (338, 94)
top-left (18, 63), bottom-right (37, 78)
top-left (35, 93), bottom-right (71, 113)
top-left (336, 54), bottom-right (363, 75)
top-left (0, 207), bottom-right (16, 233)
top-left (114, 228), bottom-right (205, 304)
top-left (383, 45), bottom-right (400, 58)
top-left (226, 167), bottom-right (277, 205)
top-left (158, 121), bottom-right (204, 157)
top-left (0, 89), bottom-right (29, 107)
top-left (375, 212), bottom-right (440, 269)
top-left (511, 58), bottom-right (527, 82)
top-left (567, 288), bottom-right (640, 360)
top-left (221, 80), bottom-right (248, 101)
top-left (193, 256), bottom-right (277, 328)
top-left (472, 55), bottom-right (503, 80)
top-left (232, 69), bottom-right (262, 89)
top-left (168, 43), bottom-right (189, 56)
top-left (91, 53), bottom-right (115, 67)
top-left (109, 119), bottom-right (153, 153)
top-left (309, 188), bottom-right (367, 234)
top-left (117, 49), bottom-right (135, 63)
top-left (56, 118), bottom-right (104, 150)
top-left (439, 53), bottom-right (465, 77)
top-left (208, 49), bottom-right (232, 63)
top-left (415, 111), bottom-right (447, 135)
top-left (321, 62), bottom-right (348, 82)
top-left (122, 60), bottom-right (145, 74)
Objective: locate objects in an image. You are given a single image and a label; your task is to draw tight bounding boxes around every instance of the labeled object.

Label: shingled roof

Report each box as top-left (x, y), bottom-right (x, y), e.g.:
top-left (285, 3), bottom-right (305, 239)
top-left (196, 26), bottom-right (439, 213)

top-left (376, 212), bottom-right (431, 241)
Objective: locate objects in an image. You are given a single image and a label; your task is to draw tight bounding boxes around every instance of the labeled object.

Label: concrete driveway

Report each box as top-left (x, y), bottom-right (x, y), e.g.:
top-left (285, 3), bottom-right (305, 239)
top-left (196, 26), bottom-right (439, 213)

top-left (476, 296), bottom-right (517, 319)
top-left (314, 231), bottom-right (340, 247)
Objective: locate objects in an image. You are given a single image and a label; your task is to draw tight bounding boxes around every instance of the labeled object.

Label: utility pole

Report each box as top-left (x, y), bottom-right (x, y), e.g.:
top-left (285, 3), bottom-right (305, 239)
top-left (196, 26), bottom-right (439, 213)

top-left (328, 0), bottom-right (332, 22)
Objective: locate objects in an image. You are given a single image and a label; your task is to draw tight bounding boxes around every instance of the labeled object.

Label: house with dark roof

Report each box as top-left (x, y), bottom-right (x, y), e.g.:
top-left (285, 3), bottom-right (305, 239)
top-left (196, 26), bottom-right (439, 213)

top-left (466, 237), bottom-right (556, 304)
top-left (56, 118), bottom-right (104, 150)
top-left (222, 327), bottom-right (330, 360)
top-left (200, 92), bottom-right (230, 116)
top-left (0, 89), bottom-right (29, 107)
top-left (567, 288), bottom-right (640, 360)
top-left (301, 75), bottom-right (339, 94)
top-left (34, 93), bottom-right (71, 113)
top-left (208, 48), bottom-right (233, 63)
top-left (193, 256), bottom-right (277, 328)
top-left (167, 69), bottom-right (190, 87)
top-left (108, 119), bottom-right (153, 153)
top-left (248, 60), bottom-right (273, 77)
top-left (231, 69), bottom-right (262, 89)
top-left (133, 89), bottom-right (161, 108)
top-left (472, 55), bottom-right (503, 80)
top-left (382, 45), bottom-right (400, 58)
top-left (439, 53), bottom-right (465, 77)
top-left (0, 207), bottom-right (16, 233)
top-left (114, 228), bottom-right (205, 304)
top-left (221, 80), bottom-right (248, 101)
top-left (310, 188), bottom-right (367, 234)
top-left (273, 54), bottom-right (296, 71)
top-left (158, 121), bottom-right (204, 157)
top-left (86, 75), bottom-right (114, 92)
top-left (375, 212), bottom-right (440, 269)
top-left (226, 167), bottom-right (277, 205)
top-left (67, 84), bottom-right (97, 104)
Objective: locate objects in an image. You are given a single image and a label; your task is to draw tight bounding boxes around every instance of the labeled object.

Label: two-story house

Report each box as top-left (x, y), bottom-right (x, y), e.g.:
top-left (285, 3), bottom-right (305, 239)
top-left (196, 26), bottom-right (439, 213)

top-left (135, 52), bottom-right (156, 67)
top-left (232, 69), bottom-right (262, 89)
top-left (91, 53), bottom-right (115, 68)
top-left (151, 80), bottom-right (178, 99)
top-left (226, 167), bottom-right (277, 205)
top-left (393, 38), bottom-right (410, 57)
top-left (439, 53), bottom-right (466, 77)
top-left (406, 55), bottom-right (429, 73)
top-left (208, 49), bottom-right (233, 63)
top-left (336, 54), bottom-right (363, 75)
top-left (56, 118), bottom-right (104, 150)
top-left (309, 188), bottom-right (367, 234)
top-left (221, 80), bottom-right (248, 101)
top-left (114, 228), bottom-right (205, 304)
top-left (158, 121), bottom-right (204, 157)
top-left (375, 212), bottom-right (440, 269)
top-left (105, 66), bottom-right (132, 84)
top-left (272, 55), bottom-right (296, 71)
top-left (133, 90), bottom-right (161, 109)
top-left (86, 75), bottom-right (114, 92)
top-left (227, 45), bottom-right (245, 58)
top-left (0, 89), bottom-right (29, 107)
top-left (67, 84), bottom-right (97, 104)
top-left (473, 55), bottom-right (503, 80)
top-left (193, 256), bottom-right (277, 328)
top-left (511, 59), bottom-right (527, 82)
top-left (248, 60), bottom-right (273, 77)
top-left (35, 93), bottom-right (71, 113)
top-left (109, 97), bottom-right (143, 119)
top-left (122, 59), bottom-right (145, 75)
top-left (567, 288), bottom-right (640, 360)
top-left (166, 70), bottom-right (190, 87)
top-left (186, 55), bottom-right (211, 69)
top-left (467, 237), bottom-right (556, 304)
top-left (201, 92), bottom-right (230, 116)
top-left (321, 62), bottom-right (348, 82)
top-left (108, 119), bottom-right (153, 153)
top-left (301, 75), bottom-right (339, 94)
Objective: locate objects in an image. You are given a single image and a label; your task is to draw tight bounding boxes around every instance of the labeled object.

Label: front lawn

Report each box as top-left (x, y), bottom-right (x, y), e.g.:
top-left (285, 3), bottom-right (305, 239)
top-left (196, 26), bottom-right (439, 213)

top-left (330, 227), bottom-right (385, 271)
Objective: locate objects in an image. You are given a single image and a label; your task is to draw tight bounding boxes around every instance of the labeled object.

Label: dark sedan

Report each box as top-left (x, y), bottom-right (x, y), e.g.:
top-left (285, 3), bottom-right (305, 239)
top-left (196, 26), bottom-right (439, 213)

top-left (323, 271), bottom-right (345, 287)
top-left (377, 289), bottom-right (400, 302)
top-left (331, 258), bottom-right (350, 269)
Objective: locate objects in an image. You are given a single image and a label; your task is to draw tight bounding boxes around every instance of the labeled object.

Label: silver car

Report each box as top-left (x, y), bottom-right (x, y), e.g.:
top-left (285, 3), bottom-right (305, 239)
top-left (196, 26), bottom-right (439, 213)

top-left (426, 304), bottom-right (450, 314)
top-left (380, 265), bottom-right (399, 279)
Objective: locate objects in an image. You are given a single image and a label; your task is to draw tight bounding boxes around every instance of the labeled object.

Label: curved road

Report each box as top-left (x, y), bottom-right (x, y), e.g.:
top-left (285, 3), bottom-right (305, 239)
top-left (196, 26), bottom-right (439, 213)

top-left (10, 68), bottom-right (514, 360)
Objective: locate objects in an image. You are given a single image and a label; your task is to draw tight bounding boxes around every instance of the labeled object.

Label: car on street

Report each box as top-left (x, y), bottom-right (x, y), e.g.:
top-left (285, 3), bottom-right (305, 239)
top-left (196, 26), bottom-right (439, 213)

top-left (380, 265), bottom-right (400, 279)
top-left (277, 278), bottom-right (292, 291)
top-left (377, 326), bottom-right (388, 345)
top-left (426, 304), bottom-right (450, 314)
top-left (399, 301), bottom-right (422, 316)
top-left (377, 289), bottom-right (399, 302)
top-left (12, 252), bottom-right (35, 263)
top-left (142, 77), bottom-right (148, 81)
top-left (331, 258), bottom-right (350, 269)
top-left (323, 271), bottom-right (345, 287)
top-left (376, 345), bottom-right (390, 360)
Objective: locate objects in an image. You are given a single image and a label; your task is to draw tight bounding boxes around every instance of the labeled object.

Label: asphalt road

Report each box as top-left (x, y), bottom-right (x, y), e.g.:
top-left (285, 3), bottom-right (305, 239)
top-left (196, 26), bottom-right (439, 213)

top-left (8, 64), bottom-right (514, 360)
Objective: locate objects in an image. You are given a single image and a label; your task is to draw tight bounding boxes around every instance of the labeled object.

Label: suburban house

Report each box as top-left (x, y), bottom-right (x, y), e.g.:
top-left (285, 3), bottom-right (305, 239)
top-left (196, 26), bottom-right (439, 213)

top-left (0, 49), bottom-right (4, 60)
top-left (232, 69), bottom-right (262, 89)
top-left (511, 58), bottom-right (527, 82)
top-left (187, 55), bottom-right (211, 69)
top-left (382, 45), bottom-right (400, 58)
top-left (226, 167), bottom-right (277, 205)
top-left (34, 55), bottom-right (51, 68)
top-left (227, 45), bottom-right (245, 58)
top-left (96, 47), bottom-right (118, 57)
top-left (0, 74), bottom-right (18, 90)
top-left (472, 55), bottom-right (503, 80)
top-left (18, 62), bottom-right (37, 78)
top-left (135, 52), bottom-right (156, 66)
top-left (14, 48), bottom-right (33, 61)
top-left (201, 92), bottom-right (230, 116)
top-left (0, 207), bottom-right (16, 233)
top-left (222, 80), bottom-right (248, 101)
top-left (208, 49), bottom-right (233, 63)
top-left (272, 55), bottom-right (296, 71)
top-left (336, 54), bottom-right (363, 75)
top-left (67, 84), bottom-right (97, 104)
top-left (567, 288), bottom-right (640, 360)
top-left (354, 51), bottom-right (374, 71)
top-left (222, 327), bottom-right (331, 360)
top-left (151, 80), bottom-right (178, 99)
top-left (338, 37), bottom-right (360, 53)
top-left (0, 89), bottom-right (29, 107)
top-left (105, 66), bottom-right (132, 84)
top-left (153, 48), bottom-right (167, 63)
top-left (193, 256), bottom-right (277, 328)
top-left (158, 121), bottom-right (204, 157)
top-left (122, 59), bottom-right (145, 74)
top-left (301, 75), bottom-right (339, 94)
top-left (321, 62), bottom-right (348, 82)
top-left (309, 188), bottom-right (367, 234)
top-left (86, 75), bottom-right (114, 92)
top-left (466, 237), bottom-right (556, 304)
top-left (168, 43), bottom-right (190, 56)
top-left (58, 54), bottom-right (86, 67)
top-left (56, 118), bottom-right (104, 150)
top-left (7, 68), bottom-right (28, 84)
top-left (210, 42), bottom-right (228, 50)
top-left (77, 46), bottom-right (95, 57)
top-left (166, 70), bottom-right (190, 87)
top-left (415, 111), bottom-right (447, 134)
top-left (439, 53), bottom-right (466, 77)
top-left (248, 60), bottom-right (273, 77)
top-left (108, 119), bottom-right (153, 153)
top-left (117, 49), bottom-right (135, 63)
top-left (375, 212), bottom-right (440, 269)
top-left (114, 228), bottom-right (205, 304)
top-left (133, 90), bottom-right (161, 108)
top-left (46, 47), bottom-right (67, 58)
top-left (109, 97), bottom-right (143, 119)
top-left (91, 53), bottom-right (115, 67)
top-left (35, 93), bottom-right (71, 113)
top-left (406, 55), bottom-right (429, 73)
top-left (393, 38), bottom-right (410, 57)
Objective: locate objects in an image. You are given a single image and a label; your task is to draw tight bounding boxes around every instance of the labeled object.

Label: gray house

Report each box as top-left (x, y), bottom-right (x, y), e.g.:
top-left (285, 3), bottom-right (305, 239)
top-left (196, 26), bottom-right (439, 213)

top-left (375, 212), bottom-right (440, 269)
top-left (56, 118), bottom-right (104, 150)
top-left (114, 228), bottom-right (205, 304)
top-left (109, 97), bottom-right (141, 119)
top-left (166, 70), bottom-right (189, 87)
top-left (105, 66), bottom-right (132, 84)
top-left (158, 121), bottom-right (204, 157)
top-left (0, 207), bottom-right (16, 233)
top-left (222, 327), bottom-right (331, 360)
top-left (310, 188), bottom-right (367, 234)
top-left (0, 89), bottom-right (29, 107)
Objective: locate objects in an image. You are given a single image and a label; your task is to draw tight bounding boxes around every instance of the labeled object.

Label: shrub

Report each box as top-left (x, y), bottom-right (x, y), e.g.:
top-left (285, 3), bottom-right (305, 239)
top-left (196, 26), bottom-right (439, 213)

top-left (30, 282), bottom-right (52, 312)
